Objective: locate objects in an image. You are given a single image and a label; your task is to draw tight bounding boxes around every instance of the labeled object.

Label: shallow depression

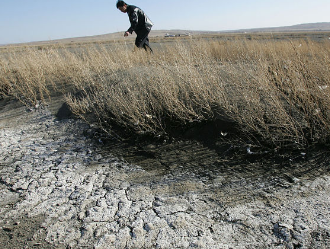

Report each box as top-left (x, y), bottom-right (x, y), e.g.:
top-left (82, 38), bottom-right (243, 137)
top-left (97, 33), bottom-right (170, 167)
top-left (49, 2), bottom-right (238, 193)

top-left (1, 97), bottom-right (330, 248)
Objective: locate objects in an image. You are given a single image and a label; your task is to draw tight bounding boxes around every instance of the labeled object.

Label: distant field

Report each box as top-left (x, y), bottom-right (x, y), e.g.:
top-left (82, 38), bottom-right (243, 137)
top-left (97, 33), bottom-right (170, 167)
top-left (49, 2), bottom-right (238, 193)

top-left (2, 30), bottom-right (330, 47)
top-left (1, 32), bottom-right (330, 151)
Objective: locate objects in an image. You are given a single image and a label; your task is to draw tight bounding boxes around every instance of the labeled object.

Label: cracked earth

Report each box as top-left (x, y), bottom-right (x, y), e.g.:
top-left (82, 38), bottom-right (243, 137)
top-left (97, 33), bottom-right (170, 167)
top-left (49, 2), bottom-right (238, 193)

top-left (1, 97), bottom-right (330, 248)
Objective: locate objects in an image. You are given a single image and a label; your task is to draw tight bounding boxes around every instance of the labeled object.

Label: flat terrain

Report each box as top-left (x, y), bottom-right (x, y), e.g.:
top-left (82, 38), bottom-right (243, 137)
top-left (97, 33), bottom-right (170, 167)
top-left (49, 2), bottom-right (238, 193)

top-left (1, 77), bottom-right (330, 249)
top-left (2, 25), bottom-right (330, 47)
top-left (1, 32), bottom-right (330, 248)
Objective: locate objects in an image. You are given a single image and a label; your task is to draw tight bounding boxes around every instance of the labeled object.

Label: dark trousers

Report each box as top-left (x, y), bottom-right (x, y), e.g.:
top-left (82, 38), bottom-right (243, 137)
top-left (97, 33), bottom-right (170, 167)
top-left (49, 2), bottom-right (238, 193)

top-left (135, 28), bottom-right (153, 52)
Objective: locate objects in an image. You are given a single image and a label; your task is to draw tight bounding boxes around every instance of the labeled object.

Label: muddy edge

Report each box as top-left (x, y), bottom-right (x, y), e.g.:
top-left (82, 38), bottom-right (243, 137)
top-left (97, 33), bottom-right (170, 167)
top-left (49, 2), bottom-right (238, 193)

top-left (1, 96), bottom-right (330, 248)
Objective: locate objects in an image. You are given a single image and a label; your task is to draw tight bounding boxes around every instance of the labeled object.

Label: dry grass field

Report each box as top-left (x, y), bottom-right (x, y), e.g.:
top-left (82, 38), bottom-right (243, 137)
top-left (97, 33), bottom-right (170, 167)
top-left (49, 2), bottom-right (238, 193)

top-left (1, 32), bottom-right (330, 151)
top-left (2, 31), bottom-right (330, 249)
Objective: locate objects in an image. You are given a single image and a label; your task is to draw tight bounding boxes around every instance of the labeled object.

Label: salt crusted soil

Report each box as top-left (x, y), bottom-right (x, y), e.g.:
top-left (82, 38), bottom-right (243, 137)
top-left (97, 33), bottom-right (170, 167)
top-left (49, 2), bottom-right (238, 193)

top-left (1, 97), bottom-right (330, 249)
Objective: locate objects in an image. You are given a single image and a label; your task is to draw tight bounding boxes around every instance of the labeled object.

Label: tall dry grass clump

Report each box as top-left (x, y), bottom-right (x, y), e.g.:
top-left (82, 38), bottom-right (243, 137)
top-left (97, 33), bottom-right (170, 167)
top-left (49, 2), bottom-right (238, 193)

top-left (0, 46), bottom-right (65, 105)
top-left (1, 37), bottom-right (330, 149)
top-left (208, 38), bottom-right (330, 146)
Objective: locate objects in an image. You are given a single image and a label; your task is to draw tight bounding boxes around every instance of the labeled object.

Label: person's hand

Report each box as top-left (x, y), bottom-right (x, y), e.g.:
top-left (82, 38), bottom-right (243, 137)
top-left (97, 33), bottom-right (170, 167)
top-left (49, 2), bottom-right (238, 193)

top-left (124, 31), bottom-right (130, 37)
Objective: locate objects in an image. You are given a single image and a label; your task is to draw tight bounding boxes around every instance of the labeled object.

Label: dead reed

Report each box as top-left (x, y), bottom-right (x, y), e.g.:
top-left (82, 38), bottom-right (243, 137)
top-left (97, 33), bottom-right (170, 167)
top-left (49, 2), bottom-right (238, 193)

top-left (1, 37), bottom-right (330, 149)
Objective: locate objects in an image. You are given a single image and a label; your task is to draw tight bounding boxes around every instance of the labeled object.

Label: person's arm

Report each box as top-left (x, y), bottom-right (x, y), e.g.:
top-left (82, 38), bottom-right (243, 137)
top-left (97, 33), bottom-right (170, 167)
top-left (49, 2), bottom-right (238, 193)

top-left (127, 8), bottom-right (139, 34)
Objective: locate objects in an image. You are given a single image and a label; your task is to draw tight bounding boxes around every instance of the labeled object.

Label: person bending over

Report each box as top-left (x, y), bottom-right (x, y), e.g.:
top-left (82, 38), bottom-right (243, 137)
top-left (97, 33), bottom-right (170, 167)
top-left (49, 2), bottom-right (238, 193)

top-left (116, 1), bottom-right (153, 53)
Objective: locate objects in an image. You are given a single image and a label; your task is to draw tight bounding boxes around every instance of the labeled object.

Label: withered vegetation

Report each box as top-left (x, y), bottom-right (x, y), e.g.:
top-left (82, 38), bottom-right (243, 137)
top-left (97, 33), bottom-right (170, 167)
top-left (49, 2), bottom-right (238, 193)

top-left (1, 33), bottom-right (330, 149)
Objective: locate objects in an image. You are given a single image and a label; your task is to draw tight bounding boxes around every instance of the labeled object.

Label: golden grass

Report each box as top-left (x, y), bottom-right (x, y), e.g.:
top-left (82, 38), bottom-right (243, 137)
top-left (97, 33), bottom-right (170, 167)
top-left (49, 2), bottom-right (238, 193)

top-left (1, 36), bottom-right (330, 149)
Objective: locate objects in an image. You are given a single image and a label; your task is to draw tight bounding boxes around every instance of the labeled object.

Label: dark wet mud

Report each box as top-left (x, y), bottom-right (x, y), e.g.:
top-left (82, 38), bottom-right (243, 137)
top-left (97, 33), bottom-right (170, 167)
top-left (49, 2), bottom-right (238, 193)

top-left (0, 214), bottom-right (57, 249)
top-left (96, 122), bottom-right (330, 207)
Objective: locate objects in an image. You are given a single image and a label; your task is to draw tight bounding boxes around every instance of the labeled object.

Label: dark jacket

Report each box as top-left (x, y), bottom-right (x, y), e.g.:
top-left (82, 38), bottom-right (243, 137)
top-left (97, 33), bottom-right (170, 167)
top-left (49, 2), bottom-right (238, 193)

top-left (126, 5), bottom-right (153, 34)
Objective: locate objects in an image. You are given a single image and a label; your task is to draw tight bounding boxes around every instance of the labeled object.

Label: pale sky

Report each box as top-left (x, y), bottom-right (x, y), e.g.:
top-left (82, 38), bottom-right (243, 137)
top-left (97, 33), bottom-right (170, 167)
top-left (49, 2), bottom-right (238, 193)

top-left (1, 0), bottom-right (329, 44)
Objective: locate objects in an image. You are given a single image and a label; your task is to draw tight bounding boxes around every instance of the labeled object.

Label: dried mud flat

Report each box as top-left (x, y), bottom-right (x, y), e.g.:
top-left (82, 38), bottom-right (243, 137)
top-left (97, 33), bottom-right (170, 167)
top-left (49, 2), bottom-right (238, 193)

top-left (1, 96), bottom-right (330, 249)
